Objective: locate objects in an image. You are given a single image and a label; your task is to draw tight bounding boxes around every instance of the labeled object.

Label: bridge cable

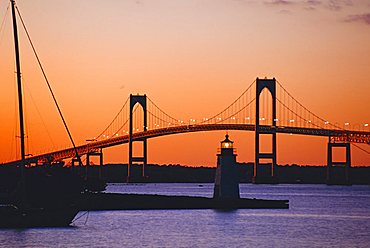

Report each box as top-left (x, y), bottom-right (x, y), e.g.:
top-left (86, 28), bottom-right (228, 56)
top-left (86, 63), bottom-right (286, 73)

top-left (204, 80), bottom-right (255, 123)
top-left (277, 80), bottom-right (342, 130)
top-left (276, 98), bottom-right (322, 129)
top-left (95, 97), bottom-right (129, 139)
top-left (212, 98), bottom-right (256, 125)
top-left (147, 96), bottom-right (182, 124)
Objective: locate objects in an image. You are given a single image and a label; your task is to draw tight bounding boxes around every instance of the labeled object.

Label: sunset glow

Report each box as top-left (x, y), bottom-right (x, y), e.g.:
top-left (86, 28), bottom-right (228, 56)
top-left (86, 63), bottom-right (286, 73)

top-left (0, 0), bottom-right (369, 166)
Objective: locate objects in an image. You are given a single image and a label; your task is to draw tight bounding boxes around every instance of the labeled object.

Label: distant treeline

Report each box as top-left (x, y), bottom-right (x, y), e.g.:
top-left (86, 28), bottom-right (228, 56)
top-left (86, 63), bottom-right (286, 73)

top-left (77, 163), bottom-right (370, 185)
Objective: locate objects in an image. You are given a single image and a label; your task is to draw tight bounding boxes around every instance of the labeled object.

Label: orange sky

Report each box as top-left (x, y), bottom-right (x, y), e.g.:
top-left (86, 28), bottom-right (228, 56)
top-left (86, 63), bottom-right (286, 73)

top-left (0, 0), bottom-right (369, 166)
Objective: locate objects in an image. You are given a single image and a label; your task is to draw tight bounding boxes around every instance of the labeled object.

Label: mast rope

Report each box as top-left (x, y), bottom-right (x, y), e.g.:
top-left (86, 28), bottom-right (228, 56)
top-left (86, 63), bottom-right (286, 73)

top-left (15, 5), bottom-right (81, 163)
top-left (353, 144), bottom-right (370, 155)
top-left (0, 2), bottom-right (9, 40)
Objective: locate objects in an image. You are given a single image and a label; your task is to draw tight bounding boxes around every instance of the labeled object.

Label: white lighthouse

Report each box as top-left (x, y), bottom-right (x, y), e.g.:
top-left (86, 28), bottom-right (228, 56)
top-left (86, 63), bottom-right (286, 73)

top-left (213, 134), bottom-right (240, 199)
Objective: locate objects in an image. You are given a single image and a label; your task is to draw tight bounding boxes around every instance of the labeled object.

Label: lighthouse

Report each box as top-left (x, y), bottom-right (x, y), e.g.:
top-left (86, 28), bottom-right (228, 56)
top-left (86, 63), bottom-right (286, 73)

top-left (213, 134), bottom-right (240, 199)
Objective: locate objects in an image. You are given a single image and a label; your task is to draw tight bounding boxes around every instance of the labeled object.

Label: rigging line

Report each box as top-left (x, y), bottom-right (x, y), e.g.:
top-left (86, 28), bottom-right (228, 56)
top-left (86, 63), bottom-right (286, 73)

top-left (0, 1), bottom-right (9, 41)
top-left (9, 63), bottom-right (17, 161)
top-left (15, 6), bottom-right (80, 161)
top-left (22, 75), bottom-right (30, 155)
top-left (23, 76), bottom-right (56, 148)
top-left (352, 144), bottom-right (370, 155)
top-left (95, 97), bottom-right (129, 139)
top-left (71, 211), bottom-right (89, 224)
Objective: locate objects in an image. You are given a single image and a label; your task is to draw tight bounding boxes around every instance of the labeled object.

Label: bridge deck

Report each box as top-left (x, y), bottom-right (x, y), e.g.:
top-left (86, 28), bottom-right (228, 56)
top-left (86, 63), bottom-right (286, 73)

top-left (2, 124), bottom-right (369, 166)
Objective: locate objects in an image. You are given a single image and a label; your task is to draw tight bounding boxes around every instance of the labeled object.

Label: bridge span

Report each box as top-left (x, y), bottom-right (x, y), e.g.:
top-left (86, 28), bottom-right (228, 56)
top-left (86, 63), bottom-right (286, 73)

top-left (4, 123), bottom-right (369, 167)
top-left (3, 78), bottom-right (369, 183)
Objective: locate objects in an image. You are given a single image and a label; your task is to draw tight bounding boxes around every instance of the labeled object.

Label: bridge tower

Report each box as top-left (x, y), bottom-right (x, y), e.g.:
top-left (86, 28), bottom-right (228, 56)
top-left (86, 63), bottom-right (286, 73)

top-left (327, 138), bottom-right (351, 185)
top-left (128, 94), bottom-right (147, 182)
top-left (254, 78), bottom-right (277, 183)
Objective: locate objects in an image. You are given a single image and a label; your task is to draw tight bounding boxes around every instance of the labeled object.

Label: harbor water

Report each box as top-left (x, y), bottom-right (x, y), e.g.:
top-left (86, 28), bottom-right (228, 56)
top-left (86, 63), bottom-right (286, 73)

top-left (1, 183), bottom-right (369, 247)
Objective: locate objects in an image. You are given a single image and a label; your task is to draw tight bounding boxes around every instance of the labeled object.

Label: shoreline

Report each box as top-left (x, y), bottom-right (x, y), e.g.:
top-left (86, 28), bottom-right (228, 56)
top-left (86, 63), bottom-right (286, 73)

top-left (78, 192), bottom-right (289, 211)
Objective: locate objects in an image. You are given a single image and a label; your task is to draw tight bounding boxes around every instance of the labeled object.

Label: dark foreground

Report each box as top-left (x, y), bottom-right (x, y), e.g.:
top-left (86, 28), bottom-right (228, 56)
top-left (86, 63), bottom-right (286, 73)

top-left (79, 193), bottom-right (289, 210)
top-left (1, 184), bottom-right (368, 247)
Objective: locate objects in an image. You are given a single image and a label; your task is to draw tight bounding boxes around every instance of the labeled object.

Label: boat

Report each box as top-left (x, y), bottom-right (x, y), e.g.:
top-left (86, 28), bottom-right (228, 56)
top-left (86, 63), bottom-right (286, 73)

top-left (0, 0), bottom-right (84, 228)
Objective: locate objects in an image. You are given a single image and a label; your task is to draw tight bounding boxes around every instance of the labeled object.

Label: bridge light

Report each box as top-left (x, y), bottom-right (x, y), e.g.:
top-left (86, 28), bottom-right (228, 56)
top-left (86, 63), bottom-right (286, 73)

top-left (308, 120), bottom-right (312, 123)
top-left (116, 134), bottom-right (119, 136)
top-left (245, 117), bottom-right (250, 120)
top-left (344, 122), bottom-right (350, 126)
top-left (324, 121), bottom-right (329, 125)
top-left (365, 123), bottom-right (369, 127)
top-left (274, 118), bottom-right (278, 122)
top-left (290, 119), bottom-right (295, 123)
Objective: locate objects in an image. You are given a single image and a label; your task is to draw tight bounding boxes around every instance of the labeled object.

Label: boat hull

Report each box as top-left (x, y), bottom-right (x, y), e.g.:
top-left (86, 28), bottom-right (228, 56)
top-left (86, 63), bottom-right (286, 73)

top-left (0, 204), bottom-right (79, 228)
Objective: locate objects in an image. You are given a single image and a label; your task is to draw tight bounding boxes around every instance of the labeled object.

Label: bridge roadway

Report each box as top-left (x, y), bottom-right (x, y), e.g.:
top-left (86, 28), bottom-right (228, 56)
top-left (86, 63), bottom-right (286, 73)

top-left (3, 124), bottom-right (370, 166)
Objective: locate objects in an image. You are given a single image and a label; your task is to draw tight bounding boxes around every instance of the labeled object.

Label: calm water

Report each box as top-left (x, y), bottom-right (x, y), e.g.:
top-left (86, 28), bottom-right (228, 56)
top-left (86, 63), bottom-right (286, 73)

top-left (1, 184), bottom-right (370, 247)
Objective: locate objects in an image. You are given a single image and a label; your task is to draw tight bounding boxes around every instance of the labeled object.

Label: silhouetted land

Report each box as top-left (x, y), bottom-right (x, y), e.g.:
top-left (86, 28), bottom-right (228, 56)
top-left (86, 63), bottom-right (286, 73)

top-left (79, 193), bottom-right (288, 210)
top-left (1, 163), bottom-right (369, 186)
top-left (78, 163), bottom-right (370, 185)
top-left (0, 165), bottom-right (290, 211)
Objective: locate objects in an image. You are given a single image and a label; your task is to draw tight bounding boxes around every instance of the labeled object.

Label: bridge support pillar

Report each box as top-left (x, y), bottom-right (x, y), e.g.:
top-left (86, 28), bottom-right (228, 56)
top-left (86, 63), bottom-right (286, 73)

top-left (327, 139), bottom-right (351, 185)
top-left (253, 78), bottom-right (278, 184)
top-left (86, 148), bottom-right (104, 180)
top-left (71, 157), bottom-right (82, 176)
top-left (128, 94), bottom-right (147, 182)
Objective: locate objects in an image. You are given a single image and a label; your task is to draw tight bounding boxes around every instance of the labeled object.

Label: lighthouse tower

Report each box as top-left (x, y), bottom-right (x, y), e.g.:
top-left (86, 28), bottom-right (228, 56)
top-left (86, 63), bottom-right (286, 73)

top-left (213, 134), bottom-right (240, 199)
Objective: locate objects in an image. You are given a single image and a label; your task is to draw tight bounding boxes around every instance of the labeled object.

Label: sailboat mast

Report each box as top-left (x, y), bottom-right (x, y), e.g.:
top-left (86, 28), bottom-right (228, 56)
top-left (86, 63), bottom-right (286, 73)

top-left (11, 0), bottom-right (26, 161)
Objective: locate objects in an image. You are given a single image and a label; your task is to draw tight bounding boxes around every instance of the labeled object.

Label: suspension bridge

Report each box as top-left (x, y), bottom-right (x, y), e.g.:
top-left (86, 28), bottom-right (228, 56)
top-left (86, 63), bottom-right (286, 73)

top-left (3, 78), bottom-right (370, 183)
